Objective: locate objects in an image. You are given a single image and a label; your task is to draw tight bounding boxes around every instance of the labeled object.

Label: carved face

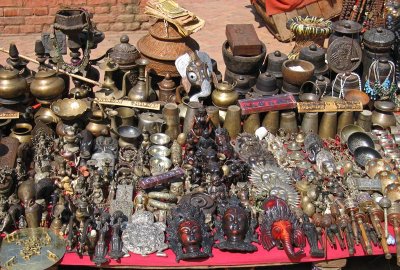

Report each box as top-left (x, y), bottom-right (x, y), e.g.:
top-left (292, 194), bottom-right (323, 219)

top-left (271, 220), bottom-right (292, 240)
top-left (222, 207), bottom-right (248, 241)
top-left (186, 59), bottom-right (211, 87)
top-left (170, 182), bottom-right (183, 196)
top-left (178, 220), bottom-right (202, 249)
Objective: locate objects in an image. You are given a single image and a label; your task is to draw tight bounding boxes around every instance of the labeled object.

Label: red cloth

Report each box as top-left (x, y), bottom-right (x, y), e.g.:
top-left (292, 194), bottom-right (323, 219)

top-left (252, 0), bottom-right (319, 16)
top-left (60, 226), bottom-right (397, 267)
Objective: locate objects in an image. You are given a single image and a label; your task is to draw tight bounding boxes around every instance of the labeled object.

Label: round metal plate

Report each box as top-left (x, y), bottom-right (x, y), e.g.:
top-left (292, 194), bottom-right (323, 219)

top-left (0, 228), bottom-right (66, 270)
top-left (327, 36), bottom-right (362, 74)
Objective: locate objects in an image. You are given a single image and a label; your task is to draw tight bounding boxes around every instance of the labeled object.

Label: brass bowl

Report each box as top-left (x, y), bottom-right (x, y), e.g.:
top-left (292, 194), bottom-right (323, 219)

top-left (347, 131), bottom-right (374, 154)
top-left (150, 133), bottom-right (171, 146)
top-left (148, 145), bottom-right (171, 157)
top-left (340, 124), bottom-right (365, 144)
top-left (51, 98), bottom-right (89, 121)
top-left (282, 59), bottom-right (315, 85)
top-left (354, 146), bottom-right (382, 168)
top-left (150, 156), bottom-right (172, 173)
top-left (344, 89), bottom-right (370, 107)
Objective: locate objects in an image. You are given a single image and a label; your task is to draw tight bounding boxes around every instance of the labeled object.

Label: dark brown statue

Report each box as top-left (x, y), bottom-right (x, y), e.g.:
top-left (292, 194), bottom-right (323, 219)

top-left (166, 202), bottom-right (213, 262)
top-left (214, 196), bottom-right (258, 252)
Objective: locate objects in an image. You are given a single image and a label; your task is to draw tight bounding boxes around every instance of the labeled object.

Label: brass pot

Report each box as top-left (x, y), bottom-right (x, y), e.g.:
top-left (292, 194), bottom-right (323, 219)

top-left (0, 67), bottom-right (27, 99)
top-left (30, 69), bottom-right (65, 100)
top-left (301, 112), bottom-right (319, 134)
top-left (10, 122), bottom-right (32, 143)
top-left (86, 110), bottom-right (110, 137)
top-left (371, 101), bottom-right (396, 129)
top-left (211, 81), bottom-right (238, 109)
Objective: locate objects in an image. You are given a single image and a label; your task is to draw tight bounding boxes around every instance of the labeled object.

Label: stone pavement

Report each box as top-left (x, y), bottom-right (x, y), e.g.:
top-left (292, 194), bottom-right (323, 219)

top-left (0, 0), bottom-right (293, 75)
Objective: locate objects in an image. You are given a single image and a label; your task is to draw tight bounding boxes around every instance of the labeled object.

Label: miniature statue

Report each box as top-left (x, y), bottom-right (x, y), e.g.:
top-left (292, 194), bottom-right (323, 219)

top-left (207, 161), bottom-right (227, 202)
top-left (260, 196), bottom-right (306, 259)
top-left (302, 214), bottom-right (324, 258)
top-left (214, 127), bottom-right (234, 160)
top-left (92, 222), bottom-right (109, 265)
top-left (109, 211), bottom-right (126, 260)
top-left (90, 181), bottom-right (104, 205)
top-left (122, 210), bottom-right (168, 256)
top-left (166, 202), bottom-right (213, 262)
top-left (214, 196), bottom-right (258, 252)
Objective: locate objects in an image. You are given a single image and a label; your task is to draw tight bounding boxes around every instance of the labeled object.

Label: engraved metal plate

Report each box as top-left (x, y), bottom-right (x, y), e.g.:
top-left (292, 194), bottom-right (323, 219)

top-left (297, 101), bottom-right (363, 113)
top-left (327, 36), bottom-right (362, 74)
top-left (0, 228), bottom-right (66, 270)
top-left (115, 185), bottom-right (134, 202)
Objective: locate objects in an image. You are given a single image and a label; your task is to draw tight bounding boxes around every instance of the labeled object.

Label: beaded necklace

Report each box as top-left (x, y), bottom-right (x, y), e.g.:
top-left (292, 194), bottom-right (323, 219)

top-left (332, 72), bottom-right (361, 99)
top-left (364, 59), bottom-right (396, 100)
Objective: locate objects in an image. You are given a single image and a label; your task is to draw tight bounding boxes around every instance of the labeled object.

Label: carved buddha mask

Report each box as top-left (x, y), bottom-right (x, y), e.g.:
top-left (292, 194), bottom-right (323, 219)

top-left (178, 220), bottom-right (202, 253)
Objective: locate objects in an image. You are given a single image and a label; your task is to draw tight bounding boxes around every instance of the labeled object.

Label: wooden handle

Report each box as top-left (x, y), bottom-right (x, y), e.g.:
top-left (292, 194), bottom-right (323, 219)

top-left (358, 219), bottom-right (373, 255)
top-left (394, 221), bottom-right (400, 266)
top-left (0, 47), bottom-right (102, 87)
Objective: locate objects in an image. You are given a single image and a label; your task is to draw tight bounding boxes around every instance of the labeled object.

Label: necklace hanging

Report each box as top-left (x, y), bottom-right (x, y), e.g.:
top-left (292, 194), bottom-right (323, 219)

top-left (332, 72), bottom-right (361, 99)
top-left (365, 59), bottom-right (397, 100)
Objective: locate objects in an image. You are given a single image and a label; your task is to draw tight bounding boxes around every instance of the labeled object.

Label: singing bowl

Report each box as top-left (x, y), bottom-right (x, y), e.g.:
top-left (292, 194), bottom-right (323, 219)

top-left (340, 124), bottom-right (365, 144)
top-left (150, 133), bottom-right (171, 145)
top-left (347, 131), bottom-right (375, 154)
top-left (354, 146), bottom-right (382, 168)
top-left (148, 145), bottom-right (171, 157)
top-left (282, 59), bottom-right (315, 85)
top-left (51, 98), bottom-right (89, 121)
top-left (150, 156), bottom-right (172, 170)
top-left (344, 89), bottom-right (370, 106)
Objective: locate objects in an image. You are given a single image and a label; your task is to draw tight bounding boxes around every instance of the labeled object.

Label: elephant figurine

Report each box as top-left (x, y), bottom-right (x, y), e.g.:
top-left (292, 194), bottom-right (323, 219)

top-left (260, 196), bottom-right (306, 259)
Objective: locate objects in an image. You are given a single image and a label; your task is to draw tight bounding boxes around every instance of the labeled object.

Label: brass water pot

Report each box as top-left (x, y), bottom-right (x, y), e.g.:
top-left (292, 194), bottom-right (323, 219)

top-left (30, 69), bottom-right (65, 100)
top-left (0, 67), bottom-right (27, 99)
top-left (86, 110), bottom-right (110, 137)
top-left (10, 122), bottom-right (33, 143)
top-left (211, 81), bottom-right (238, 109)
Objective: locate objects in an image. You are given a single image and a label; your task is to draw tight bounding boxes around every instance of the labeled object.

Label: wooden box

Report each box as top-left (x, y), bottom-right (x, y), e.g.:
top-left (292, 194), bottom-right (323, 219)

top-left (226, 24), bottom-right (262, 56)
top-left (252, 0), bottom-right (343, 42)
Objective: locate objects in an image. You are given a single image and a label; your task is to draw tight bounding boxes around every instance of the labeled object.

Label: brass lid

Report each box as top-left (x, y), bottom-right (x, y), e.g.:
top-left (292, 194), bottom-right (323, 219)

top-left (333, 20), bottom-right (362, 34)
top-left (0, 67), bottom-right (19, 79)
top-left (158, 73), bottom-right (176, 90)
top-left (35, 69), bottom-right (57, 78)
top-left (109, 35), bottom-right (140, 66)
top-left (216, 81), bottom-right (234, 91)
top-left (363, 27), bottom-right (395, 49)
top-left (375, 100), bottom-right (395, 112)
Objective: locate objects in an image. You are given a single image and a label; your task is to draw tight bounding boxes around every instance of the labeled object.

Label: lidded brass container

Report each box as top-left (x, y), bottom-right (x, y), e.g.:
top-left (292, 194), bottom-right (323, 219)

top-left (158, 73), bottom-right (176, 103)
top-left (211, 81), bottom-right (238, 109)
top-left (0, 67), bottom-right (28, 99)
top-left (30, 69), bottom-right (65, 101)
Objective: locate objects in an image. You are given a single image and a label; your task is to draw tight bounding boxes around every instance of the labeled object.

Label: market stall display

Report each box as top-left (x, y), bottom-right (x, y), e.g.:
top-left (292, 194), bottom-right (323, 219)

top-left (0, 1), bottom-right (400, 269)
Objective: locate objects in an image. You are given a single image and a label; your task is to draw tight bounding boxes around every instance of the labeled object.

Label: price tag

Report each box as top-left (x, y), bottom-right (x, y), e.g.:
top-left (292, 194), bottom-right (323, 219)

top-left (95, 98), bottom-right (160, 111)
top-left (297, 101), bottom-right (363, 113)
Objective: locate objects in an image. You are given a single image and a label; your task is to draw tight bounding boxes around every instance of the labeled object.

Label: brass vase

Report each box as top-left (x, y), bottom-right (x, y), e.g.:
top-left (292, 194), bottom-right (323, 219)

top-left (182, 99), bottom-right (203, 134)
top-left (10, 122), bottom-right (33, 143)
top-left (301, 112), bottom-right (319, 134)
top-left (243, 113), bottom-right (260, 134)
top-left (223, 105), bottom-right (242, 139)
top-left (206, 106), bottom-right (220, 128)
top-left (337, 111), bottom-right (354, 134)
top-left (163, 103), bottom-right (181, 140)
top-left (262, 111), bottom-right (279, 135)
top-left (357, 110), bottom-right (372, 132)
top-left (279, 111), bottom-right (298, 134)
top-left (319, 112), bottom-right (337, 139)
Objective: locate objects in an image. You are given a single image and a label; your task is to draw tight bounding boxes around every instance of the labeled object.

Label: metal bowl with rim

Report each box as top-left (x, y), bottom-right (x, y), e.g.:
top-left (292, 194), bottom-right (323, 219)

top-left (354, 146), bottom-right (382, 168)
top-left (150, 133), bottom-right (171, 145)
top-left (340, 124), bottom-right (365, 144)
top-left (347, 131), bottom-right (374, 154)
top-left (51, 98), bottom-right (89, 121)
